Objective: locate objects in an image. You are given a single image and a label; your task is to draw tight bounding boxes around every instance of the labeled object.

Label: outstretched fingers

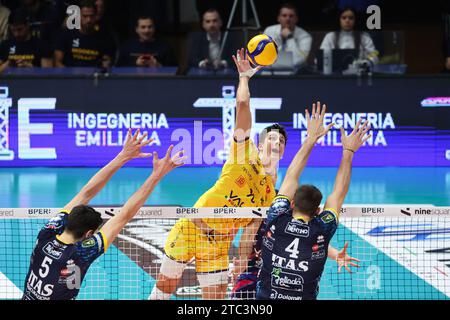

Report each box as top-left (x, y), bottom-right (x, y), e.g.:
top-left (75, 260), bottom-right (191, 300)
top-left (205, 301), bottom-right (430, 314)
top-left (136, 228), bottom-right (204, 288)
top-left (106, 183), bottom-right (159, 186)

top-left (352, 119), bottom-right (362, 135)
top-left (132, 128), bottom-right (140, 141)
top-left (165, 144), bottom-right (174, 159)
top-left (137, 131), bottom-right (148, 144)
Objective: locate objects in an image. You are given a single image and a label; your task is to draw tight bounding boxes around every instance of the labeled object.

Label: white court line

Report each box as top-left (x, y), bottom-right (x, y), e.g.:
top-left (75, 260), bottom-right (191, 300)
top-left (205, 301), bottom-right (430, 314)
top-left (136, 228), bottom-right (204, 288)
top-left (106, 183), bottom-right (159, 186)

top-left (0, 271), bottom-right (23, 299)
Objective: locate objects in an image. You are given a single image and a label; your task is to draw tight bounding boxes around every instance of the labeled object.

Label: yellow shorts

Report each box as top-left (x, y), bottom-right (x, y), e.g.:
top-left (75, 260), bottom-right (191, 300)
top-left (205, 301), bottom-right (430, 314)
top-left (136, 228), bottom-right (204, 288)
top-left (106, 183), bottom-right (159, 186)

top-left (164, 218), bottom-right (234, 273)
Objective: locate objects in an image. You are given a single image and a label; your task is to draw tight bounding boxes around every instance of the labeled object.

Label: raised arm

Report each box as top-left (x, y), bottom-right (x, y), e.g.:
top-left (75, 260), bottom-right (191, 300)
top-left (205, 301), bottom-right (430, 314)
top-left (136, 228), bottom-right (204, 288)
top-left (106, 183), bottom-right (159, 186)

top-left (231, 48), bottom-right (261, 141)
top-left (100, 145), bottom-right (185, 245)
top-left (62, 129), bottom-right (153, 212)
top-left (278, 102), bottom-right (334, 199)
top-left (324, 120), bottom-right (371, 213)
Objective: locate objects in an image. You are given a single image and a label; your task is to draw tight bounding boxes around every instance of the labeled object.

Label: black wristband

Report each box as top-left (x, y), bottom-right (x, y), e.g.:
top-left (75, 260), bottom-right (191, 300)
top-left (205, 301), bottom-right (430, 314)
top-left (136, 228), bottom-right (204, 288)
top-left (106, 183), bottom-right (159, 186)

top-left (344, 148), bottom-right (355, 153)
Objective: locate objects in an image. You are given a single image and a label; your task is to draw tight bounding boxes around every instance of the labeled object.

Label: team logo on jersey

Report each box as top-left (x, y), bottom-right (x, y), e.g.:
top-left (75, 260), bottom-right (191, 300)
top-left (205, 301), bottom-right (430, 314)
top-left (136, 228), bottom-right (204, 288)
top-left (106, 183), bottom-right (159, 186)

top-left (235, 175), bottom-right (246, 188)
top-left (266, 225), bottom-right (276, 240)
top-left (271, 267), bottom-right (304, 292)
top-left (321, 213), bottom-right (335, 224)
top-left (82, 238), bottom-right (96, 248)
top-left (9, 46), bottom-right (16, 54)
top-left (285, 222), bottom-right (309, 237)
top-left (311, 249), bottom-right (326, 260)
top-left (317, 235), bottom-right (325, 243)
top-left (312, 243), bottom-right (324, 252)
top-left (263, 236), bottom-right (273, 250)
top-left (270, 289), bottom-right (278, 299)
top-left (260, 176), bottom-right (267, 186)
top-left (60, 260), bottom-right (76, 279)
top-left (43, 242), bottom-right (63, 259)
top-left (73, 38), bottom-right (80, 47)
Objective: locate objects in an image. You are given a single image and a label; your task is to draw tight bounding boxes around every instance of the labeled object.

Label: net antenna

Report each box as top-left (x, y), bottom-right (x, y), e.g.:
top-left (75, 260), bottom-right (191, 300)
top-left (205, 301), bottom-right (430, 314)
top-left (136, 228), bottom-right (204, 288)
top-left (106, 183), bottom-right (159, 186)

top-left (219, 0), bottom-right (262, 60)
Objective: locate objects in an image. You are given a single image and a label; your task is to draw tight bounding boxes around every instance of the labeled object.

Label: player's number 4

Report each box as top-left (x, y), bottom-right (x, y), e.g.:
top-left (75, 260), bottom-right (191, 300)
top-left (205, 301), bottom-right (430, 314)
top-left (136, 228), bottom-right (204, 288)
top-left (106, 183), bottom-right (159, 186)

top-left (285, 238), bottom-right (300, 259)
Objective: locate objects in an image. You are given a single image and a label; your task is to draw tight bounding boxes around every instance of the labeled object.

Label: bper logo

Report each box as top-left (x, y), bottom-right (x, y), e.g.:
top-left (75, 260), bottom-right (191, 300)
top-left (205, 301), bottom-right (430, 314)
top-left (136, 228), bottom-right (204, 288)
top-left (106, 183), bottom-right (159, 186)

top-left (285, 222), bottom-right (309, 237)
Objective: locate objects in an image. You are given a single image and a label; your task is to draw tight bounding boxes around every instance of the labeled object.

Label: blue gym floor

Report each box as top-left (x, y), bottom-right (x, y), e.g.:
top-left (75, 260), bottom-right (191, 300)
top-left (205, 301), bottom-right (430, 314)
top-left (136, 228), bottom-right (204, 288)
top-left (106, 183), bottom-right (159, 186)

top-left (1, 167), bottom-right (450, 300)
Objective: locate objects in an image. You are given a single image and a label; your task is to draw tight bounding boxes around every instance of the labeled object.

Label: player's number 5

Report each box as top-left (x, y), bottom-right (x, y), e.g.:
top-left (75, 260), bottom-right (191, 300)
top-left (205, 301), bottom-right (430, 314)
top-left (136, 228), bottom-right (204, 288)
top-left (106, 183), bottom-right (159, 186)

top-left (39, 256), bottom-right (53, 278)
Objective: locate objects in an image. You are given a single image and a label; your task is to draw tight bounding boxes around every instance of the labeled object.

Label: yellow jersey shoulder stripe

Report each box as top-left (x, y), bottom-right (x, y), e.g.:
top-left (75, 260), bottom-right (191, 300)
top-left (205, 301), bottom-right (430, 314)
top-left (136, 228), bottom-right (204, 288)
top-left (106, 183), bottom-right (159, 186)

top-left (99, 231), bottom-right (109, 253)
top-left (324, 207), bottom-right (339, 220)
top-left (274, 195), bottom-right (290, 201)
top-left (60, 209), bottom-right (70, 214)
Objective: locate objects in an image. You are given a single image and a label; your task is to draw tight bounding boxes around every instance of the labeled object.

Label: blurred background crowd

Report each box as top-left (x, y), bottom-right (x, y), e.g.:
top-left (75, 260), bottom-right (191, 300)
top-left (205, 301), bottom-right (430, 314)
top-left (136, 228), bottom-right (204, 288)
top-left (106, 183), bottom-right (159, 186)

top-left (0, 0), bottom-right (448, 74)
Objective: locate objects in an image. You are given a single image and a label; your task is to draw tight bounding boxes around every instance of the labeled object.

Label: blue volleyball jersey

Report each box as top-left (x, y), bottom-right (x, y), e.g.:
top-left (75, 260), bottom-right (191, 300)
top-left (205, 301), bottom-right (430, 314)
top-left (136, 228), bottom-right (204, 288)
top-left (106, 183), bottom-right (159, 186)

top-left (256, 196), bottom-right (339, 300)
top-left (22, 211), bottom-right (107, 300)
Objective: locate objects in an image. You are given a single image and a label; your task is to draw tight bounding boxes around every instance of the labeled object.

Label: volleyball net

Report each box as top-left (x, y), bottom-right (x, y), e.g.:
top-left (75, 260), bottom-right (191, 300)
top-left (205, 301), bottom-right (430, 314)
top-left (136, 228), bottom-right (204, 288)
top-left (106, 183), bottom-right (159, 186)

top-left (0, 205), bottom-right (449, 300)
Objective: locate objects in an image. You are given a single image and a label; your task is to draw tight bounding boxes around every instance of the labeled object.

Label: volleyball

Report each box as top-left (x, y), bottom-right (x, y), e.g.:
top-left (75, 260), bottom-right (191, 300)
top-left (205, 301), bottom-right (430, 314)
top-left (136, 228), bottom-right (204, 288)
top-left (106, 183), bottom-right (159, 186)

top-left (246, 34), bottom-right (278, 66)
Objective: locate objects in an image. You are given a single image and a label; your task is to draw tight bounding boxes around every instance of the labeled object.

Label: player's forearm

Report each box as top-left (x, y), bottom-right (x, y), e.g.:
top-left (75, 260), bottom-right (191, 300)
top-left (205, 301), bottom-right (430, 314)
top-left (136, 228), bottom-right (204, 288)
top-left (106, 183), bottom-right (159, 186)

top-left (119, 172), bottom-right (162, 221)
top-left (79, 154), bottom-right (129, 200)
top-left (332, 150), bottom-right (354, 197)
top-left (285, 137), bottom-right (315, 182)
top-left (236, 76), bottom-right (250, 107)
top-left (234, 76), bottom-right (252, 138)
top-left (327, 245), bottom-right (338, 260)
top-left (0, 60), bottom-right (9, 73)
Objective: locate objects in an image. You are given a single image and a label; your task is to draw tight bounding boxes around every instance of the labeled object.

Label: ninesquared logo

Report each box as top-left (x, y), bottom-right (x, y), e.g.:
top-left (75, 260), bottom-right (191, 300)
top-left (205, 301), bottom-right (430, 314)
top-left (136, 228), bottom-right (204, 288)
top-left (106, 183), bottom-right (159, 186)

top-left (400, 208), bottom-right (411, 216)
top-left (401, 207), bottom-right (450, 216)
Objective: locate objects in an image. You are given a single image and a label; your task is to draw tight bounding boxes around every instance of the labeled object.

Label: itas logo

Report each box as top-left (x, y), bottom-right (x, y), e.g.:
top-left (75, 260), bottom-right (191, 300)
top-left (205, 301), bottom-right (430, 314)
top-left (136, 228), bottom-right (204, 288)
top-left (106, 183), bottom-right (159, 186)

top-left (235, 175), bottom-right (246, 188)
top-left (285, 221), bottom-right (309, 237)
top-left (9, 46), bottom-right (16, 54)
top-left (73, 38), bottom-right (80, 47)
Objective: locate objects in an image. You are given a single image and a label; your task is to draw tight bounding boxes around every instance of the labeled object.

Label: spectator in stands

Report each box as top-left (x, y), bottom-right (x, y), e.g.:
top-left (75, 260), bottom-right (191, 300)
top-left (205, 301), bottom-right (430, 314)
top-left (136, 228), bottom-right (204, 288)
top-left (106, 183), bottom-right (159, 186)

top-left (320, 6), bottom-right (379, 64)
top-left (15, 0), bottom-right (58, 48)
top-left (188, 8), bottom-right (234, 69)
top-left (117, 16), bottom-right (176, 67)
top-left (54, 0), bottom-right (115, 68)
top-left (0, 11), bottom-right (52, 73)
top-left (263, 2), bottom-right (312, 68)
top-left (0, 1), bottom-right (10, 42)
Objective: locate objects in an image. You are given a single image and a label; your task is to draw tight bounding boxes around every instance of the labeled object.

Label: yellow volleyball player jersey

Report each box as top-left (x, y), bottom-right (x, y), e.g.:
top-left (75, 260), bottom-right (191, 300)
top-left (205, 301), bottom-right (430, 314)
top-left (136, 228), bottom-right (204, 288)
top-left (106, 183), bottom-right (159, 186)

top-left (194, 138), bottom-right (276, 233)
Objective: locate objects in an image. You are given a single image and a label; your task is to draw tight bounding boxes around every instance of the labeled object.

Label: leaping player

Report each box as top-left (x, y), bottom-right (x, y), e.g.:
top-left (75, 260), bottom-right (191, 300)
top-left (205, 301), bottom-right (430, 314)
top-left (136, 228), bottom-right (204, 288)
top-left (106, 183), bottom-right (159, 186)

top-left (22, 129), bottom-right (185, 300)
top-left (256, 106), bottom-right (371, 300)
top-left (150, 48), bottom-right (286, 300)
top-left (231, 103), bottom-right (361, 300)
